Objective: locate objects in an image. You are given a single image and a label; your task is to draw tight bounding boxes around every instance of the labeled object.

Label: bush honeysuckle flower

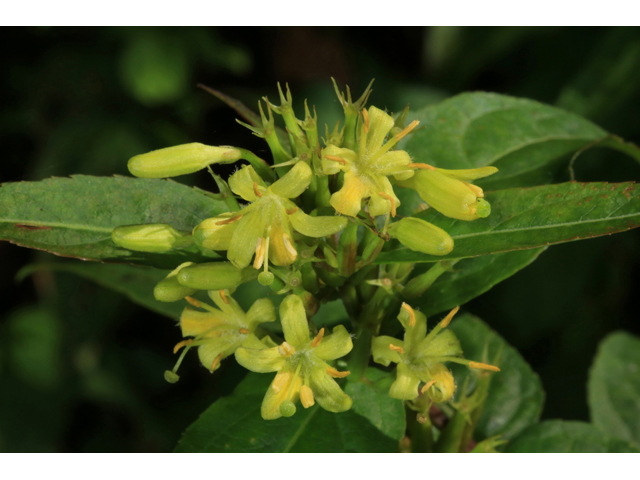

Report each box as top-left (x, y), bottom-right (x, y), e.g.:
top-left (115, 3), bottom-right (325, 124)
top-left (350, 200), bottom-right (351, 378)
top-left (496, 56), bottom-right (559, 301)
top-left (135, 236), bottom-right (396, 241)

top-left (320, 105), bottom-right (421, 218)
top-left (235, 294), bottom-right (353, 420)
top-left (371, 303), bottom-right (499, 403)
top-left (192, 161), bottom-right (347, 277)
top-left (397, 166), bottom-right (498, 221)
top-left (164, 290), bottom-right (276, 383)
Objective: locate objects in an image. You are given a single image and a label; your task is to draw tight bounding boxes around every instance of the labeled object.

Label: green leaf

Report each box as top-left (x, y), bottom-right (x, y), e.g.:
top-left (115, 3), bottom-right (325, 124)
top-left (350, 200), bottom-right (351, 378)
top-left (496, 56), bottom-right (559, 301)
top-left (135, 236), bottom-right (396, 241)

top-left (345, 368), bottom-right (406, 441)
top-left (175, 373), bottom-right (398, 452)
top-left (412, 248), bottom-right (545, 317)
top-left (506, 420), bottom-right (640, 453)
top-left (0, 175), bottom-right (228, 268)
top-left (404, 92), bottom-right (640, 190)
top-left (377, 181), bottom-right (640, 264)
top-left (588, 331), bottom-right (640, 447)
top-left (18, 262), bottom-right (181, 320)
top-left (449, 314), bottom-right (544, 440)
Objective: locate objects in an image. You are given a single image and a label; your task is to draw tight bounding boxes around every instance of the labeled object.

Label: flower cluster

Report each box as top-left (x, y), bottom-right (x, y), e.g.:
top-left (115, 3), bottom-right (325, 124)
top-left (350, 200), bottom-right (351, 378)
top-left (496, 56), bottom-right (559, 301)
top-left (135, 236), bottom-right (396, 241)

top-left (110, 80), bottom-right (502, 420)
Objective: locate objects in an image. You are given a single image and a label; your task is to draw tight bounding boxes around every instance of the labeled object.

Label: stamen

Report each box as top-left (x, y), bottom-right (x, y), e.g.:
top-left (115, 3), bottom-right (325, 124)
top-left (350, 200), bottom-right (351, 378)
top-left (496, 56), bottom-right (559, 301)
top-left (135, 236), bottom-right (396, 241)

top-left (210, 353), bottom-right (224, 373)
top-left (378, 192), bottom-right (397, 217)
top-left (173, 339), bottom-right (193, 354)
top-left (420, 380), bottom-right (436, 394)
top-left (278, 341), bottom-right (296, 357)
top-left (468, 207), bottom-right (477, 215)
top-left (272, 371), bottom-right (291, 393)
top-left (254, 237), bottom-right (266, 269)
top-left (440, 306), bottom-right (459, 328)
top-left (463, 182), bottom-right (484, 198)
top-left (324, 155), bottom-right (347, 165)
top-left (407, 162), bottom-right (437, 170)
top-left (326, 367), bottom-right (351, 378)
top-left (219, 289), bottom-right (229, 304)
top-left (253, 181), bottom-right (263, 197)
top-left (216, 215), bottom-right (243, 226)
top-left (469, 361), bottom-right (500, 372)
top-left (393, 120), bottom-right (420, 142)
top-left (238, 328), bottom-right (250, 334)
top-left (389, 344), bottom-right (405, 354)
top-left (310, 328), bottom-right (325, 348)
top-left (283, 233), bottom-right (297, 259)
top-left (362, 108), bottom-right (370, 134)
top-left (185, 296), bottom-right (201, 308)
top-left (300, 384), bottom-right (315, 408)
top-left (286, 207), bottom-right (299, 215)
top-left (401, 302), bottom-right (416, 327)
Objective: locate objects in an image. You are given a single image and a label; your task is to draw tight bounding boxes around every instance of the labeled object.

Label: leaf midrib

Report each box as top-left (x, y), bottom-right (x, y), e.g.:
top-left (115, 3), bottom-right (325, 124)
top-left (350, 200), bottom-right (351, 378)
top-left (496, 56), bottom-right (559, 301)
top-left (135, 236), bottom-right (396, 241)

top-left (0, 218), bottom-right (113, 234)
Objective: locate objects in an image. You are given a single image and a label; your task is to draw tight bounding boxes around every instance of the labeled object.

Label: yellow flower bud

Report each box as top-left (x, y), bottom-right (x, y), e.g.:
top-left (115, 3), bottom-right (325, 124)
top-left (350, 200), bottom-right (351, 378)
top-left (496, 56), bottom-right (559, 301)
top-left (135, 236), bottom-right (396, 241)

top-left (128, 143), bottom-right (242, 178)
top-left (387, 217), bottom-right (454, 256)
top-left (176, 262), bottom-right (257, 291)
top-left (154, 262), bottom-right (197, 302)
top-left (111, 224), bottom-right (192, 253)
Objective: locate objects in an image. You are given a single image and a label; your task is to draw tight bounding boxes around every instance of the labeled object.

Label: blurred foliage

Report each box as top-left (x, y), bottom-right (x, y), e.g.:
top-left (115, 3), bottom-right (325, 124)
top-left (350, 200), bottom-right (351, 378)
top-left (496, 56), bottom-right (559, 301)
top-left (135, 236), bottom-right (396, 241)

top-left (2, 27), bottom-right (640, 452)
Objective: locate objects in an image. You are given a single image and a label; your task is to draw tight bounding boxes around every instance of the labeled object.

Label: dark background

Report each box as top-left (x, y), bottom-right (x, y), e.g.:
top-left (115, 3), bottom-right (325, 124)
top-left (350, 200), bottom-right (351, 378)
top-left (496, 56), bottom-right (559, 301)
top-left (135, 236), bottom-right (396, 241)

top-left (2, 27), bottom-right (640, 452)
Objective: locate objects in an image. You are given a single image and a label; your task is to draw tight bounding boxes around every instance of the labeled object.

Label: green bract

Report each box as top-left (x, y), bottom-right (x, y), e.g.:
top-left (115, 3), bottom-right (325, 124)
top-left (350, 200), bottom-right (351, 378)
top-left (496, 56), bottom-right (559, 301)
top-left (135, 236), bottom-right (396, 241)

top-left (235, 295), bottom-right (353, 420)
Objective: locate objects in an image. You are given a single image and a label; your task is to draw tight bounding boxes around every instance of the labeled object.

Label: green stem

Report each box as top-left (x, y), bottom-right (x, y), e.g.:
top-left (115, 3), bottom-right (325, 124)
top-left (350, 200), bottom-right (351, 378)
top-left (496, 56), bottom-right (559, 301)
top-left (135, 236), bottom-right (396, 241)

top-left (407, 406), bottom-right (433, 453)
top-left (434, 408), bottom-right (468, 453)
top-left (347, 325), bottom-right (373, 381)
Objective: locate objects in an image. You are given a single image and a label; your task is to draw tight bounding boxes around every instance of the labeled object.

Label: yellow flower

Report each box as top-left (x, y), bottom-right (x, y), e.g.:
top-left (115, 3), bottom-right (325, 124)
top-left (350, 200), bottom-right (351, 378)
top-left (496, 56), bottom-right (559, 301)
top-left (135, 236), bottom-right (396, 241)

top-left (164, 291), bottom-right (276, 383)
top-left (320, 106), bottom-right (420, 217)
top-left (371, 303), bottom-right (499, 402)
top-left (235, 295), bottom-right (353, 419)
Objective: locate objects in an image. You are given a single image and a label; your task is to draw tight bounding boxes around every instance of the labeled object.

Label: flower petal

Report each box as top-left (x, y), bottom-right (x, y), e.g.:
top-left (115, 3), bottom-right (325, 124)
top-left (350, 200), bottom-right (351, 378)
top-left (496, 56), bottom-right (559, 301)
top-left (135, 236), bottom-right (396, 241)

top-left (228, 165), bottom-right (266, 201)
top-left (314, 325), bottom-right (353, 361)
top-left (321, 145), bottom-right (356, 175)
top-left (289, 209), bottom-right (348, 238)
top-left (371, 335), bottom-right (404, 367)
top-left (269, 161), bottom-right (312, 199)
top-left (197, 334), bottom-right (244, 370)
top-left (330, 171), bottom-right (371, 217)
top-left (436, 166), bottom-right (498, 181)
top-left (267, 207), bottom-right (298, 266)
top-left (180, 307), bottom-right (230, 337)
top-left (416, 329), bottom-right (463, 360)
top-left (279, 294), bottom-right (310, 347)
top-left (369, 150), bottom-right (412, 177)
top-left (245, 298), bottom-right (276, 331)
top-left (227, 209), bottom-right (267, 269)
top-left (389, 363), bottom-right (422, 400)
top-left (308, 366), bottom-right (352, 413)
top-left (367, 176), bottom-right (400, 217)
top-left (235, 345), bottom-right (286, 373)
top-left (261, 370), bottom-right (302, 420)
top-left (364, 106), bottom-right (394, 154)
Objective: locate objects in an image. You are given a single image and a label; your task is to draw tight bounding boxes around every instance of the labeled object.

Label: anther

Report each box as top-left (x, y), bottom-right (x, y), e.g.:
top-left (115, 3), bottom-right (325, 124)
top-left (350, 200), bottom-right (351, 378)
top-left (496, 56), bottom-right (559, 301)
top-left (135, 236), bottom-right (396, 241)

top-left (401, 302), bottom-right (416, 327)
top-left (210, 353), bottom-right (224, 373)
top-left (286, 207), bottom-right (299, 215)
top-left (238, 328), bottom-right (250, 334)
top-left (278, 342), bottom-right (296, 357)
top-left (185, 296), bottom-right (201, 308)
top-left (272, 371), bottom-right (291, 393)
top-left (216, 215), bottom-right (243, 225)
top-left (464, 182), bottom-right (484, 198)
top-left (469, 361), bottom-right (500, 372)
top-left (310, 328), bottom-right (325, 348)
top-left (300, 384), bottom-right (315, 408)
top-left (253, 181), bottom-right (263, 197)
top-left (173, 339), bottom-right (193, 354)
top-left (440, 306), bottom-right (459, 328)
top-left (394, 120), bottom-right (420, 142)
top-left (407, 162), bottom-right (437, 170)
top-left (362, 108), bottom-right (370, 134)
top-left (283, 234), bottom-right (297, 259)
top-left (324, 155), bottom-right (347, 165)
top-left (326, 367), bottom-right (351, 378)
top-left (378, 192), bottom-right (397, 217)
top-left (219, 289), bottom-right (229, 304)
top-left (254, 237), bottom-right (266, 269)
top-left (420, 380), bottom-right (436, 394)
top-left (389, 344), bottom-right (405, 354)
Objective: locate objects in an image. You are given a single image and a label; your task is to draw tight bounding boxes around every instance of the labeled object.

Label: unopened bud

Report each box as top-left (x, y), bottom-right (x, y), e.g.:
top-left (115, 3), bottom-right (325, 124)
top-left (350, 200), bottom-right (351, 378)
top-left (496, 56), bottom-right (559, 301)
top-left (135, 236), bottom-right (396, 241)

top-left (112, 224), bottom-right (192, 253)
top-left (128, 143), bottom-right (242, 178)
top-left (154, 262), bottom-right (197, 302)
top-left (387, 218), bottom-right (453, 256)
top-left (176, 262), bottom-right (257, 290)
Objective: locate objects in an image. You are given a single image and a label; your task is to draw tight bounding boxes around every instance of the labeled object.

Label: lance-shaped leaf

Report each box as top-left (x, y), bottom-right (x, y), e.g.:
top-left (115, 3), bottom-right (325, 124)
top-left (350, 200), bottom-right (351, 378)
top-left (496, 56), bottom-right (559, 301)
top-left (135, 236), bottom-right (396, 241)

top-left (403, 92), bottom-right (640, 190)
top-left (377, 181), bottom-right (640, 264)
top-left (175, 373), bottom-right (397, 453)
top-left (0, 175), bottom-right (228, 268)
